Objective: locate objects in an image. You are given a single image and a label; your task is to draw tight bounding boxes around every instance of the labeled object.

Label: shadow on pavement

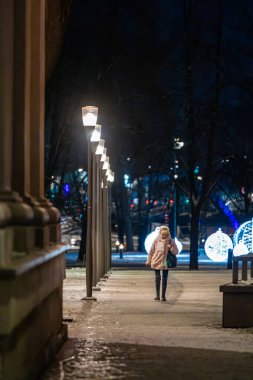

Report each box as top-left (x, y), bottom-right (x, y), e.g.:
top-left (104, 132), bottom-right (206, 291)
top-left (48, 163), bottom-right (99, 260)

top-left (40, 338), bottom-right (253, 380)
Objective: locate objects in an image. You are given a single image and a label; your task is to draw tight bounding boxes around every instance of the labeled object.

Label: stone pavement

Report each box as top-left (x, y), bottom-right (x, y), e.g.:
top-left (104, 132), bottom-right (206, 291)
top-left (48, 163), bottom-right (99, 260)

top-left (40, 268), bottom-right (253, 379)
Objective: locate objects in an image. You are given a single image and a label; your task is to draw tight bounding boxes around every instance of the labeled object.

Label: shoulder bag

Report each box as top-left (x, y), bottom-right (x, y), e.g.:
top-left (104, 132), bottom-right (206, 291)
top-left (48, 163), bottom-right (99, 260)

top-left (167, 250), bottom-right (177, 268)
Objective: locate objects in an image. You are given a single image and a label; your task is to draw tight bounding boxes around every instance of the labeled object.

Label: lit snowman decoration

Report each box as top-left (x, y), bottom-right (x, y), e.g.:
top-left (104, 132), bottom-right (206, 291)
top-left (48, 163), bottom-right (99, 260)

top-left (233, 240), bottom-right (249, 257)
top-left (204, 228), bottom-right (233, 262)
top-left (144, 227), bottom-right (182, 253)
top-left (233, 219), bottom-right (253, 254)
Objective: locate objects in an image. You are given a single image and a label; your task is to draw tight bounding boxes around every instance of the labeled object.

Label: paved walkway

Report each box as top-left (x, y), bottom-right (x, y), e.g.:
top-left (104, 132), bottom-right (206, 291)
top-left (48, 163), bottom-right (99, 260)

top-left (40, 268), bottom-right (253, 379)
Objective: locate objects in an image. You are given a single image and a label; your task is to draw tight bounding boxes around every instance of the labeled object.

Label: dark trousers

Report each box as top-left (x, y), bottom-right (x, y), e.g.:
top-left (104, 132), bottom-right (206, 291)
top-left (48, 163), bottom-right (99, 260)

top-left (154, 269), bottom-right (168, 298)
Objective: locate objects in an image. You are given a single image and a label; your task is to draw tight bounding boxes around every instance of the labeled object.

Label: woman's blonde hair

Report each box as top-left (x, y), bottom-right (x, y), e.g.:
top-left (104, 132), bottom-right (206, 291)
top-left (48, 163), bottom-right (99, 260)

top-left (159, 225), bottom-right (171, 236)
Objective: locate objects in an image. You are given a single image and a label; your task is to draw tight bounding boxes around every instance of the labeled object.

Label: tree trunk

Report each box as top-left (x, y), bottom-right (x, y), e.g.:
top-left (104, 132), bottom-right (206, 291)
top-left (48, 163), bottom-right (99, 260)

top-left (189, 202), bottom-right (201, 270)
top-left (137, 178), bottom-right (144, 251)
top-left (78, 212), bottom-right (87, 262)
top-left (122, 184), bottom-right (134, 251)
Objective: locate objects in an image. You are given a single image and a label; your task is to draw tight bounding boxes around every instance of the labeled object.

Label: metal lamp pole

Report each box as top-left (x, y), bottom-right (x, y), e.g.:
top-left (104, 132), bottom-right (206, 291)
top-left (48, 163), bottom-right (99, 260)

top-left (90, 129), bottom-right (102, 291)
top-left (93, 139), bottom-right (105, 289)
top-left (101, 158), bottom-right (110, 277)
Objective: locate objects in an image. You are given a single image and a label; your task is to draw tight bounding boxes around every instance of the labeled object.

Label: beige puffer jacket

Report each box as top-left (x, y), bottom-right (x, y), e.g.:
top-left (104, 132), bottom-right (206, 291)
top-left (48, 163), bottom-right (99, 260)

top-left (146, 236), bottom-right (178, 269)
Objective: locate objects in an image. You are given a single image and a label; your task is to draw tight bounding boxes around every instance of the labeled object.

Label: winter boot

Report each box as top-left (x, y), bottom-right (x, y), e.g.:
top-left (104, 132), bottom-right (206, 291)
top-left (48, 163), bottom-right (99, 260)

top-left (154, 275), bottom-right (160, 300)
top-left (162, 280), bottom-right (167, 301)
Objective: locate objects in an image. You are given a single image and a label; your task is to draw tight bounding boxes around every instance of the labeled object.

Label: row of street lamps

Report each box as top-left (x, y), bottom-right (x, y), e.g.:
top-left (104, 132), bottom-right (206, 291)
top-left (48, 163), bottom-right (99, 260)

top-left (82, 106), bottom-right (114, 300)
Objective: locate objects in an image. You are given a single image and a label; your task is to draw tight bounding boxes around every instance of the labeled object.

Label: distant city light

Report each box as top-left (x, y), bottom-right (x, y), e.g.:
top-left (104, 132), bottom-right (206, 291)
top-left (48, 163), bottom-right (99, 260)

top-left (194, 166), bottom-right (199, 174)
top-left (204, 228), bottom-right (233, 262)
top-left (64, 184), bottom-right (70, 194)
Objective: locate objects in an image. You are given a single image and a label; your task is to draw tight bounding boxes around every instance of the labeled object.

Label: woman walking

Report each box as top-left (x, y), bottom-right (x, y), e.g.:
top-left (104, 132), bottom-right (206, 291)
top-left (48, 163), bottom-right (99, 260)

top-left (145, 226), bottom-right (178, 301)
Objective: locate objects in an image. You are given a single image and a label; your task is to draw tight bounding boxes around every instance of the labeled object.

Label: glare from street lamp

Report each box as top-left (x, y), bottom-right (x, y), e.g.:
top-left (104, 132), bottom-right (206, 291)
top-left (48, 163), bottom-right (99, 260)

top-left (95, 139), bottom-right (104, 155)
top-left (82, 106), bottom-right (98, 126)
top-left (106, 168), bottom-right (111, 178)
top-left (91, 124), bottom-right (101, 142)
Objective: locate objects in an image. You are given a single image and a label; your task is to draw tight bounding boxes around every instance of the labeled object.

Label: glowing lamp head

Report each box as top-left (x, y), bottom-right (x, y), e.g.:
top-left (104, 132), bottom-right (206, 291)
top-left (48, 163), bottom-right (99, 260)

top-left (82, 106), bottom-right (98, 126)
top-left (102, 157), bottom-right (109, 170)
top-left (91, 124), bottom-right (101, 142)
top-left (110, 171), bottom-right (115, 183)
top-left (95, 139), bottom-right (104, 155)
top-left (105, 165), bottom-right (111, 177)
top-left (100, 148), bottom-right (107, 162)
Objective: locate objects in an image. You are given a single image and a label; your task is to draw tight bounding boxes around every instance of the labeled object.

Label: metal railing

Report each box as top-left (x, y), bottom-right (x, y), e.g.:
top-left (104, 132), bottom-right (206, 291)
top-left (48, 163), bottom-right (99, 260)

top-left (232, 253), bottom-right (253, 284)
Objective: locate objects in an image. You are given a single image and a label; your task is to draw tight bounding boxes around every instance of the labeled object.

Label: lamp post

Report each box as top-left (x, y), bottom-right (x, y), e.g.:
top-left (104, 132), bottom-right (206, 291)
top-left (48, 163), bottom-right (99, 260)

top-left (106, 169), bottom-right (114, 271)
top-left (172, 138), bottom-right (184, 239)
top-left (102, 157), bottom-right (110, 276)
top-left (81, 106), bottom-right (98, 301)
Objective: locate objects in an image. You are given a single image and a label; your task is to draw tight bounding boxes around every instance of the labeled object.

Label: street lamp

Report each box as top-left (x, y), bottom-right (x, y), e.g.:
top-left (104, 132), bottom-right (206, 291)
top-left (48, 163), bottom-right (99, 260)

top-left (81, 105), bottom-right (98, 301)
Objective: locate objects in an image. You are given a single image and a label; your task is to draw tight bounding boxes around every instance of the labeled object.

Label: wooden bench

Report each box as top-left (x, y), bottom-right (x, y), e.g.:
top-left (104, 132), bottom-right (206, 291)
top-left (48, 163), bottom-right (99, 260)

top-left (220, 253), bottom-right (253, 327)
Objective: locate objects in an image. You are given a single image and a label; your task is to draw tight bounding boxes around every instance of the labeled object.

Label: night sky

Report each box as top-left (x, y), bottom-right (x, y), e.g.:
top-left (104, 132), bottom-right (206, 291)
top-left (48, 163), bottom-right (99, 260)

top-left (46, 0), bottom-right (253, 186)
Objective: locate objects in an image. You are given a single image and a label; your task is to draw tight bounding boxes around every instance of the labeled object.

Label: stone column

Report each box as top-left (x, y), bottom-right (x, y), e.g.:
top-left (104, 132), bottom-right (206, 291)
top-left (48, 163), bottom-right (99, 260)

top-left (0, 3), bottom-right (67, 378)
top-left (0, 0), bottom-right (33, 261)
top-left (29, 0), bottom-right (60, 247)
top-left (9, 0), bottom-right (36, 255)
top-left (0, 1), bottom-right (13, 266)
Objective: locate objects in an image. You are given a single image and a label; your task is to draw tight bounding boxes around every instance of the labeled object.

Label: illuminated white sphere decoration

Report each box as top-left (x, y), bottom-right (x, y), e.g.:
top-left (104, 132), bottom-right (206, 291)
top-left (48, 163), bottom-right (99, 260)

top-left (144, 227), bottom-right (160, 253)
top-left (204, 228), bottom-right (233, 262)
top-left (233, 219), bottom-right (253, 253)
top-left (175, 237), bottom-right (183, 254)
top-left (144, 227), bottom-right (182, 254)
top-left (233, 241), bottom-right (249, 257)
